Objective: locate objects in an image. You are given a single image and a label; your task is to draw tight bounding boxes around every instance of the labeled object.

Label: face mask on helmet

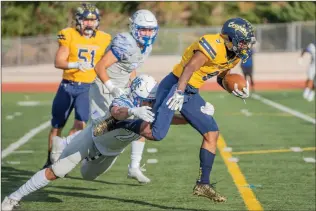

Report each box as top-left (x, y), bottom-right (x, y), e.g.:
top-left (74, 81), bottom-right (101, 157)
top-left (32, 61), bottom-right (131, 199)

top-left (129, 75), bottom-right (158, 107)
top-left (221, 18), bottom-right (256, 63)
top-left (75, 4), bottom-right (100, 36)
top-left (129, 10), bottom-right (159, 52)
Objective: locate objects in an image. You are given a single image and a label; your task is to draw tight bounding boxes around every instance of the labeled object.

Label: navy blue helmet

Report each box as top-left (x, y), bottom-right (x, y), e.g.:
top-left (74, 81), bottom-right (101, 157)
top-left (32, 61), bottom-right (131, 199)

top-left (221, 18), bottom-right (256, 63)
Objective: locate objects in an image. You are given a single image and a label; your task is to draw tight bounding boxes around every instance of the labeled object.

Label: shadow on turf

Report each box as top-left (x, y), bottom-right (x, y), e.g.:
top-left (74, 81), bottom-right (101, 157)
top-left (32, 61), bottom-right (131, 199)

top-left (66, 176), bottom-right (142, 187)
top-left (45, 190), bottom-right (212, 211)
top-left (1, 166), bottom-right (62, 203)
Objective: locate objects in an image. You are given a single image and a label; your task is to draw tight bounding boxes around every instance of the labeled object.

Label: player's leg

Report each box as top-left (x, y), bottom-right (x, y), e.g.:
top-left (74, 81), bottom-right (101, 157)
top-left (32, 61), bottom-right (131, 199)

top-left (180, 93), bottom-right (226, 202)
top-left (2, 125), bottom-right (94, 211)
top-left (305, 65), bottom-right (315, 101)
top-left (43, 81), bottom-right (75, 169)
top-left (128, 137), bottom-right (150, 183)
top-left (89, 80), bottom-right (113, 120)
top-left (50, 130), bottom-right (81, 163)
top-left (80, 155), bottom-right (118, 181)
top-left (69, 83), bottom-right (91, 135)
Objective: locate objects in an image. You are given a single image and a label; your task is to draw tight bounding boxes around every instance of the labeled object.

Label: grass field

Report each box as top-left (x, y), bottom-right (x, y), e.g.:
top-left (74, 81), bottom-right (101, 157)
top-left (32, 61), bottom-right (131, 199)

top-left (1, 90), bottom-right (315, 211)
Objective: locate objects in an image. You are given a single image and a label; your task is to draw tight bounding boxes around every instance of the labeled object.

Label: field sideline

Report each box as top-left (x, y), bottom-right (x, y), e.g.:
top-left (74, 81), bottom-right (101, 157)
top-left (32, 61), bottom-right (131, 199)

top-left (1, 82), bottom-right (315, 211)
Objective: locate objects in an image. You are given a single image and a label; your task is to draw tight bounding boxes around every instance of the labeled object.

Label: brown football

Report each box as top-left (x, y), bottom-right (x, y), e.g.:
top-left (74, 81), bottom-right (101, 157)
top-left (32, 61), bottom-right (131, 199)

top-left (222, 73), bottom-right (247, 93)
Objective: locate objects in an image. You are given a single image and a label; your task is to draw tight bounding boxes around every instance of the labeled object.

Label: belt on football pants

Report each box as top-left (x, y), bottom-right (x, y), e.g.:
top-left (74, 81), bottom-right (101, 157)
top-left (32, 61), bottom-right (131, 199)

top-left (85, 151), bottom-right (102, 161)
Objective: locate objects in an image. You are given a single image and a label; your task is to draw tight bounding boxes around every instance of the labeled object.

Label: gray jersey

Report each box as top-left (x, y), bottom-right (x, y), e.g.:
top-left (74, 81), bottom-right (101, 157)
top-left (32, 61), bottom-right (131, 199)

top-left (93, 94), bottom-right (141, 156)
top-left (95, 32), bottom-right (152, 92)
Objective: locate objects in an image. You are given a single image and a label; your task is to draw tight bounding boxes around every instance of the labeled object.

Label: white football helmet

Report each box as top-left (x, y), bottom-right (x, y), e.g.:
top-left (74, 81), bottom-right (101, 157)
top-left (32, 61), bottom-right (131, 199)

top-left (129, 74), bottom-right (158, 107)
top-left (129, 9), bottom-right (159, 48)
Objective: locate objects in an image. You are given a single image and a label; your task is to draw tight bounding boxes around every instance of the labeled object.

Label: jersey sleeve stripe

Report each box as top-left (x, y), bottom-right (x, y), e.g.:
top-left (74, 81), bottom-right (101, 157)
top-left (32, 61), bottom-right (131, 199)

top-left (110, 47), bottom-right (121, 61)
top-left (199, 37), bottom-right (216, 59)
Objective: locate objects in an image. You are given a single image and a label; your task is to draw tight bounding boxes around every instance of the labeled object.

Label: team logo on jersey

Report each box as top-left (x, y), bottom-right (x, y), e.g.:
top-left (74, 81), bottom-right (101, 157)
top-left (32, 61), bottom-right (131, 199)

top-left (228, 22), bottom-right (248, 36)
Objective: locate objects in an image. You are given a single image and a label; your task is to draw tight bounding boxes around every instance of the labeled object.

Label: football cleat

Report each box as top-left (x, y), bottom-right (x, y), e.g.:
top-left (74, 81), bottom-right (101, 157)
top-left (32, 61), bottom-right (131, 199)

top-left (1, 197), bottom-right (19, 211)
top-left (193, 183), bottom-right (227, 203)
top-left (127, 164), bottom-right (151, 184)
top-left (50, 136), bottom-right (66, 164)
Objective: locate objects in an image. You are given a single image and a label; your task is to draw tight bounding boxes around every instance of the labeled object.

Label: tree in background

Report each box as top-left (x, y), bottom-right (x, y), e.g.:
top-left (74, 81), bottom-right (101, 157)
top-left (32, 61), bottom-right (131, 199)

top-left (1, 1), bottom-right (315, 38)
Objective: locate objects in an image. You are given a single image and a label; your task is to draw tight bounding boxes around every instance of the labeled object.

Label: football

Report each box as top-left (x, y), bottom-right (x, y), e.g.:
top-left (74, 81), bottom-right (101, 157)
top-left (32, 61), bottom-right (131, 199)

top-left (222, 73), bottom-right (247, 93)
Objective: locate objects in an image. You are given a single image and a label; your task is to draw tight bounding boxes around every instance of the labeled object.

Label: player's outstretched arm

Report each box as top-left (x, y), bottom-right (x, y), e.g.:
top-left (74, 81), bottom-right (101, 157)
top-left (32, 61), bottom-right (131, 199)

top-left (111, 106), bottom-right (155, 123)
top-left (167, 51), bottom-right (209, 111)
top-left (177, 51), bottom-right (209, 92)
top-left (95, 50), bottom-right (118, 84)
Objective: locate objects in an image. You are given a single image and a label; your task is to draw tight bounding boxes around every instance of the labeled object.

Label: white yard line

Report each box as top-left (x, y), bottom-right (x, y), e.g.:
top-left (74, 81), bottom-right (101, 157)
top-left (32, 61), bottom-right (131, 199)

top-left (1, 121), bottom-right (51, 159)
top-left (251, 93), bottom-right (316, 124)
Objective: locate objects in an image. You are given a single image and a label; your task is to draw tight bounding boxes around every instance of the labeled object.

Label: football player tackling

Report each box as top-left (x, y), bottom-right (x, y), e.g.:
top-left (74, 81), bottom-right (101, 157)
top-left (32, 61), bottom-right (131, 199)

top-left (2, 74), bottom-right (215, 211)
top-left (101, 17), bottom-right (256, 202)
top-left (89, 9), bottom-right (159, 183)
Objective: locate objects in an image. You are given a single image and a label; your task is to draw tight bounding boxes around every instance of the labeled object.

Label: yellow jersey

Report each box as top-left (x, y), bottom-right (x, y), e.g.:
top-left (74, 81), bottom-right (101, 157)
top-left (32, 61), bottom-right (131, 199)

top-left (172, 34), bottom-right (240, 88)
top-left (57, 28), bottom-right (111, 83)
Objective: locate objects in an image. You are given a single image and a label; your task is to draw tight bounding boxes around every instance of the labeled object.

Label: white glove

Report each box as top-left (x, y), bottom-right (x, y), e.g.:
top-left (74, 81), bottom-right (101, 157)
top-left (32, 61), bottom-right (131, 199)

top-left (104, 80), bottom-right (125, 98)
top-left (166, 90), bottom-right (184, 111)
top-left (128, 106), bottom-right (155, 122)
top-left (201, 102), bottom-right (215, 116)
top-left (78, 62), bottom-right (93, 72)
top-left (232, 81), bottom-right (250, 99)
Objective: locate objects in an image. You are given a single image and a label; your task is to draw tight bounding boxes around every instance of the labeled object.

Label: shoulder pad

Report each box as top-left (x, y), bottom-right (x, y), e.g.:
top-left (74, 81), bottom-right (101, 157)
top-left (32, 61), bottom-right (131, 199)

top-left (111, 32), bottom-right (137, 61)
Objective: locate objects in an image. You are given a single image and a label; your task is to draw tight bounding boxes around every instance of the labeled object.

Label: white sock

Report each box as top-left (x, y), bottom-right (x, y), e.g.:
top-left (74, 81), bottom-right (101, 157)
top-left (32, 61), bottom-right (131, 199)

top-left (9, 169), bottom-right (50, 201)
top-left (307, 90), bottom-right (315, 102)
top-left (130, 140), bottom-right (145, 168)
top-left (63, 130), bottom-right (81, 145)
top-left (303, 88), bottom-right (311, 99)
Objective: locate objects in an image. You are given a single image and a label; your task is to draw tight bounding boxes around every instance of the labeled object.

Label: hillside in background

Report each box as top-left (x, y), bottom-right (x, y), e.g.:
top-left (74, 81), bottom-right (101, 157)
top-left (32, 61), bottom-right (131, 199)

top-left (1, 1), bottom-right (315, 37)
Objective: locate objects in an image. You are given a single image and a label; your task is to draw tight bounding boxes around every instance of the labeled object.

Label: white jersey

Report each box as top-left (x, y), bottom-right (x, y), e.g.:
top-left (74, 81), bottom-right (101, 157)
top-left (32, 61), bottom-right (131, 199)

top-left (92, 94), bottom-right (141, 156)
top-left (306, 43), bottom-right (316, 64)
top-left (95, 32), bottom-right (152, 91)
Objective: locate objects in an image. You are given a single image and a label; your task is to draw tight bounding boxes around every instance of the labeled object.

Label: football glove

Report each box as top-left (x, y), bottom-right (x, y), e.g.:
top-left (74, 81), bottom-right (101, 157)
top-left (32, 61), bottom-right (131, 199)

top-left (200, 102), bottom-right (215, 116)
top-left (79, 62), bottom-right (93, 72)
top-left (128, 106), bottom-right (155, 122)
top-left (166, 89), bottom-right (184, 111)
top-left (232, 81), bottom-right (250, 99)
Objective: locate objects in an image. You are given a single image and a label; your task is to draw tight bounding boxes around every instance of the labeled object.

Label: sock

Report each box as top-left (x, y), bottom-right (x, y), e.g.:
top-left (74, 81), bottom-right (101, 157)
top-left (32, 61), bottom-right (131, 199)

top-left (197, 148), bottom-right (216, 184)
top-left (307, 90), bottom-right (315, 102)
top-left (303, 88), bottom-right (311, 99)
top-left (114, 119), bottom-right (143, 135)
top-left (9, 169), bottom-right (50, 201)
top-left (130, 140), bottom-right (145, 168)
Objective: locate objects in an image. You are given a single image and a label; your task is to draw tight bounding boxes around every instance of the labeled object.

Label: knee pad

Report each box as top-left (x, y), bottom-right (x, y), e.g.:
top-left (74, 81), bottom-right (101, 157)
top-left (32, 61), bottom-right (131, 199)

top-left (51, 153), bottom-right (81, 178)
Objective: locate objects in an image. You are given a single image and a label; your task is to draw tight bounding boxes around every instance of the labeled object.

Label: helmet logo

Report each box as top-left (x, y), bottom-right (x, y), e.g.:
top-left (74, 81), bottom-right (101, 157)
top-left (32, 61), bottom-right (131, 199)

top-left (228, 22), bottom-right (248, 36)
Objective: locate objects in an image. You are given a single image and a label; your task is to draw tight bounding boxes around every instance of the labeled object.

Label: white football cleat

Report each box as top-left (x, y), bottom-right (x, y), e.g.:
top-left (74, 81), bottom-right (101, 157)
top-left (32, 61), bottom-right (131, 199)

top-left (2, 197), bottom-right (19, 211)
top-left (50, 136), bottom-right (66, 164)
top-left (127, 165), bottom-right (151, 184)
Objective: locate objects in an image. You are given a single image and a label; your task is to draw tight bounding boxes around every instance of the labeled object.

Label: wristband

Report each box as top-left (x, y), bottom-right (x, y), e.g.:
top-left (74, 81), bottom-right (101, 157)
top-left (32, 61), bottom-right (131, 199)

top-left (67, 62), bottom-right (79, 69)
top-left (104, 80), bottom-right (115, 92)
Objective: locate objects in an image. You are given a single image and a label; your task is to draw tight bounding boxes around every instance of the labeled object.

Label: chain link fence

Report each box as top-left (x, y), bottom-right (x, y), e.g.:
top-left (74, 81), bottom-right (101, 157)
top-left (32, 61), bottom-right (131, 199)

top-left (2, 21), bottom-right (315, 67)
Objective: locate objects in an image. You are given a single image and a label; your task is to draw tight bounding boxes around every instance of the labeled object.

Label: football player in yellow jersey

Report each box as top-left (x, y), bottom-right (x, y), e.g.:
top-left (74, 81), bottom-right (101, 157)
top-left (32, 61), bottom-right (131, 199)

top-left (103, 17), bottom-right (256, 202)
top-left (42, 3), bottom-right (111, 168)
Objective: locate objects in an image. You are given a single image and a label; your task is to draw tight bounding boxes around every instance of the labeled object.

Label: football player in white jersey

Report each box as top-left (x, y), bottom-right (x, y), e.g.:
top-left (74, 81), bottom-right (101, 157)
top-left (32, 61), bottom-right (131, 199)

top-left (89, 9), bottom-right (159, 183)
top-left (299, 42), bottom-right (315, 102)
top-left (1, 75), bottom-right (159, 211)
